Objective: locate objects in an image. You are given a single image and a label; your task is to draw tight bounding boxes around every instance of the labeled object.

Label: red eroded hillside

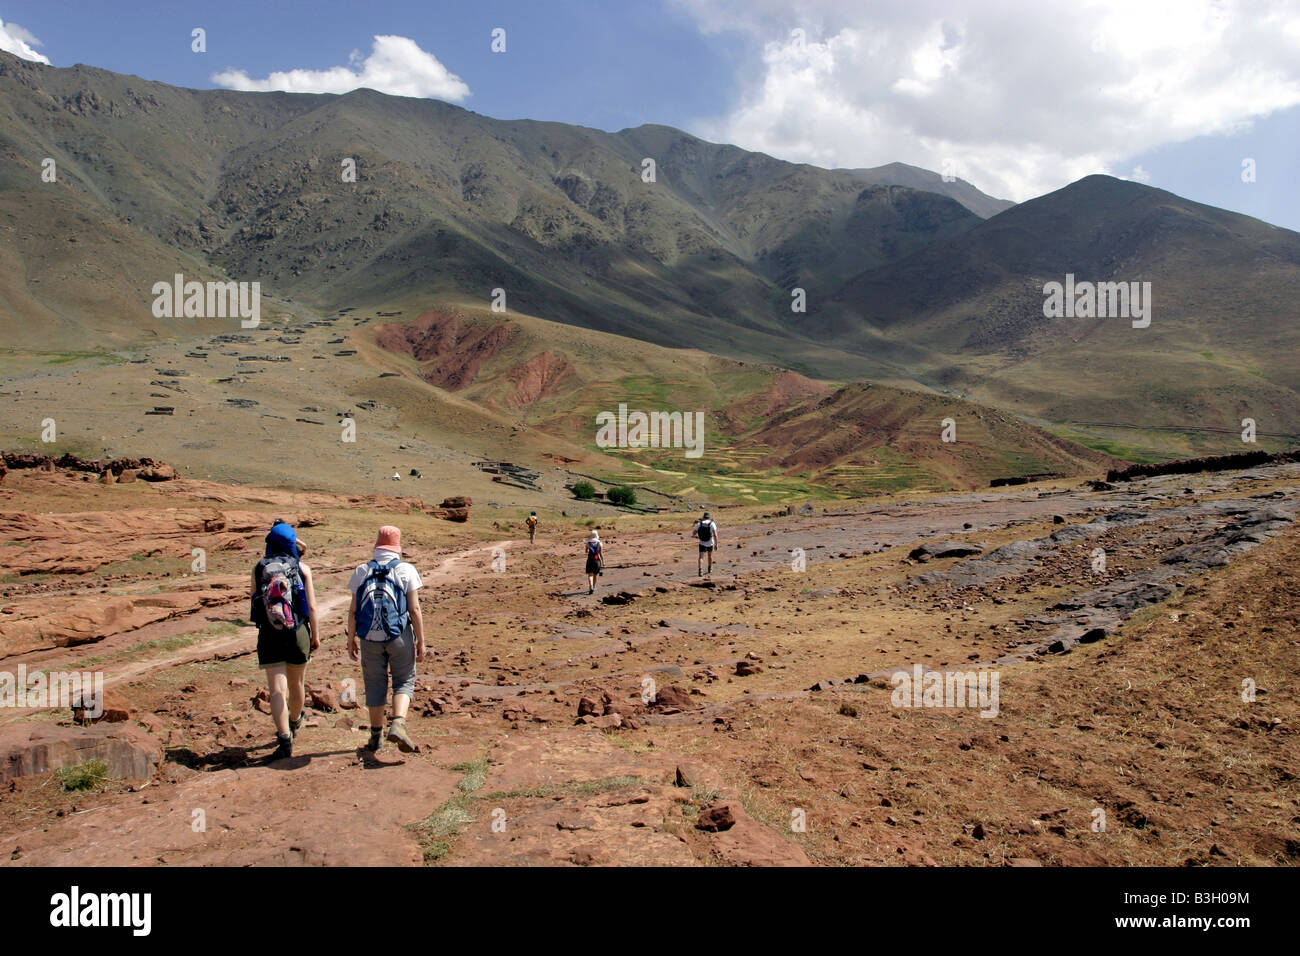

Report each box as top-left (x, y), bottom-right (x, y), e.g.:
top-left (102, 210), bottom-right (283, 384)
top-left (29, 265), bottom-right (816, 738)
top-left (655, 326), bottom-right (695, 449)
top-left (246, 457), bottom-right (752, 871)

top-left (506, 350), bottom-right (576, 408)
top-left (375, 309), bottom-right (521, 390)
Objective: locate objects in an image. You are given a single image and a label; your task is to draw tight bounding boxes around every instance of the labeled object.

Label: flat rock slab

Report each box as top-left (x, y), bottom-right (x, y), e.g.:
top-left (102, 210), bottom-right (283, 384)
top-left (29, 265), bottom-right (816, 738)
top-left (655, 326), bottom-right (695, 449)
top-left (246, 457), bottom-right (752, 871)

top-left (448, 785), bottom-right (699, 866)
top-left (5, 734), bottom-right (462, 866)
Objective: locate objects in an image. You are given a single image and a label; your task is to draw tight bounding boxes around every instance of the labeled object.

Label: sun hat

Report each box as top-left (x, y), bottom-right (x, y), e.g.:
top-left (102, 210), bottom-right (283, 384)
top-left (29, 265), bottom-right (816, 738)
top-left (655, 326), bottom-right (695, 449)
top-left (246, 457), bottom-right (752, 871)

top-left (375, 525), bottom-right (402, 552)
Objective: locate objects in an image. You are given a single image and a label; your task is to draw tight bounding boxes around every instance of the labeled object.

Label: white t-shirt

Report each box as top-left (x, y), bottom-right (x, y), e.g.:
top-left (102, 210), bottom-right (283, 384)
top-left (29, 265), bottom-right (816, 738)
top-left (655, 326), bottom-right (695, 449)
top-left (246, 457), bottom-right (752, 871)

top-left (349, 549), bottom-right (422, 640)
top-left (694, 519), bottom-right (717, 546)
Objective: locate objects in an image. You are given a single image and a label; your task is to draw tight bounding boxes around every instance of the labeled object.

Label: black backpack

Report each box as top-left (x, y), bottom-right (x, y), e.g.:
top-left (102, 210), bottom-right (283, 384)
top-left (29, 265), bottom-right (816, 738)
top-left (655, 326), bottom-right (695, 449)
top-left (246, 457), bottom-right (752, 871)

top-left (252, 554), bottom-right (306, 630)
top-left (696, 520), bottom-right (714, 542)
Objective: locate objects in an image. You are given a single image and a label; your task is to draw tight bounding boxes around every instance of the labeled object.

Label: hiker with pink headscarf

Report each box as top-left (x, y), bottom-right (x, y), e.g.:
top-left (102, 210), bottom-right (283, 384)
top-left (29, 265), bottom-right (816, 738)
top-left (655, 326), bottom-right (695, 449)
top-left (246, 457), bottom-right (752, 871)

top-left (251, 519), bottom-right (320, 761)
top-left (347, 525), bottom-right (426, 754)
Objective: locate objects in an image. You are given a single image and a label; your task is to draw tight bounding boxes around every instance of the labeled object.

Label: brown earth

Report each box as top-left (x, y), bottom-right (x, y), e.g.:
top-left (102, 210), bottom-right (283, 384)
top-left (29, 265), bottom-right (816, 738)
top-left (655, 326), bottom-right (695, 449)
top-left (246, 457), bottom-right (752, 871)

top-left (375, 308), bottom-right (521, 391)
top-left (505, 350), bottom-right (576, 409)
top-left (0, 462), bottom-right (1295, 866)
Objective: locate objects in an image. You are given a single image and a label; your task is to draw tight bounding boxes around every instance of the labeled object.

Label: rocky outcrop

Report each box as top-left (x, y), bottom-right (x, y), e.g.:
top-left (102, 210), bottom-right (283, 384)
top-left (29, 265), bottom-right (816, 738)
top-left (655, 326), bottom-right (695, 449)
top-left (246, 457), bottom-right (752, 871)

top-left (1, 451), bottom-right (179, 480)
top-left (0, 723), bottom-right (163, 784)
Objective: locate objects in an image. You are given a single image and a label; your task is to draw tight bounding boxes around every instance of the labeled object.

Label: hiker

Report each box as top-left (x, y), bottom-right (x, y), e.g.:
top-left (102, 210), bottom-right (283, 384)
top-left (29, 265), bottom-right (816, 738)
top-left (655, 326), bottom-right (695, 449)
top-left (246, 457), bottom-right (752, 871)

top-left (346, 525), bottom-right (426, 754)
top-left (251, 520), bottom-right (320, 761)
top-left (694, 511), bottom-right (719, 576)
top-left (584, 529), bottom-right (603, 594)
top-left (526, 510), bottom-right (539, 543)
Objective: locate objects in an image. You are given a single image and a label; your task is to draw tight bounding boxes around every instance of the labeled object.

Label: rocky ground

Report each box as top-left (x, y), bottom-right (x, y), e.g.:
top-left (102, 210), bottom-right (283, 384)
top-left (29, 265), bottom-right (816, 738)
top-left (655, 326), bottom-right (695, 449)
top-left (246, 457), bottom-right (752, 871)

top-left (0, 462), bottom-right (1296, 866)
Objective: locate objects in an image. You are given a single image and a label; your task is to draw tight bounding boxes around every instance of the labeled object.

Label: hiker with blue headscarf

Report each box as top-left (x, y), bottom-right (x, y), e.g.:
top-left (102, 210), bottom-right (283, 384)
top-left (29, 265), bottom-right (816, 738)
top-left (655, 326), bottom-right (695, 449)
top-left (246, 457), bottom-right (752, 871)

top-left (250, 519), bottom-right (320, 761)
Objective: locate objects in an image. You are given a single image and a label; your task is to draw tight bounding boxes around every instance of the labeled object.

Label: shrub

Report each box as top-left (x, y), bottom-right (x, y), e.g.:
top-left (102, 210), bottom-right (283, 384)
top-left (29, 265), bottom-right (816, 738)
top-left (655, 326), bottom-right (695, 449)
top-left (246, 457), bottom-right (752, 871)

top-left (572, 481), bottom-right (596, 500)
top-left (607, 485), bottom-right (637, 506)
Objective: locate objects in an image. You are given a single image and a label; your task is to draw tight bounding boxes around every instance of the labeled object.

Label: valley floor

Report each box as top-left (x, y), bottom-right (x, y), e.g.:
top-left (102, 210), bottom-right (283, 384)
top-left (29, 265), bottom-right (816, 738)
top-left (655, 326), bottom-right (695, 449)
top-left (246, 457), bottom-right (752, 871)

top-left (0, 463), bottom-right (1296, 866)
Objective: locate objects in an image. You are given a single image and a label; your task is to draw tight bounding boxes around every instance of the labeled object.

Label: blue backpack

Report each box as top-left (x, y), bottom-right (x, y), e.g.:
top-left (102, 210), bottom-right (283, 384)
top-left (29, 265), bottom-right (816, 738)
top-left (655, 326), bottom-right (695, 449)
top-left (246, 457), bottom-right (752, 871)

top-left (355, 559), bottom-right (410, 641)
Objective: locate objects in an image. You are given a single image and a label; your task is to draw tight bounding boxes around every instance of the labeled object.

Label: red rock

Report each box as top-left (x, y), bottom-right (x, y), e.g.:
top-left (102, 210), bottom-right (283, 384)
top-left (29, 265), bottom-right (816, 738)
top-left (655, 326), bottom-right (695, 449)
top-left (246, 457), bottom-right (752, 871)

top-left (309, 687), bottom-right (337, 712)
top-left (651, 685), bottom-right (693, 710)
top-left (116, 469), bottom-right (137, 483)
top-left (696, 802), bottom-right (739, 831)
top-left (577, 696), bottom-right (600, 717)
top-left (0, 723), bottom-right (163, 783)
top-left (71, 688), bottom-right (137, 724)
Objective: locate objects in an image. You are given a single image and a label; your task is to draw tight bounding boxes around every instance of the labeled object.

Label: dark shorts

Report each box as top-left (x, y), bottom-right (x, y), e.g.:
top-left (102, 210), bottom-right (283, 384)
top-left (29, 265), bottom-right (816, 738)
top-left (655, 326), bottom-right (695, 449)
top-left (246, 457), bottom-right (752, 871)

top-left (698, 543), bottom-right (714, 553)
top-left (257, 621), bottom-right (312, 668)
top-left (585, 556), bottom-right (602, 574)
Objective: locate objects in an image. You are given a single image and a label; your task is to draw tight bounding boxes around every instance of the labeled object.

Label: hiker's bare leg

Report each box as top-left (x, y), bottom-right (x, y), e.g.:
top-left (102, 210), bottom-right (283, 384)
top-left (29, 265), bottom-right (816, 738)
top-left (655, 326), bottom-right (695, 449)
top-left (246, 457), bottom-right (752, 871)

top-left (286, 664), bottom-right (307, 721)
top-left (265, 666), bottom-right (290, 736)
top-left (392, 692), bottom-right (411, 720)
top-left (367, 705), bottom-right (385, 729)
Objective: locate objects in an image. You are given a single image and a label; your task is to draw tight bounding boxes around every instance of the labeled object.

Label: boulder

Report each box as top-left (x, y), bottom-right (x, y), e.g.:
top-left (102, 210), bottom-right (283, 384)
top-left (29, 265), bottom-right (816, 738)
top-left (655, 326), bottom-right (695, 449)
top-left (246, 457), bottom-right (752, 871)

top-left (71, 688), bottom-right (138, 724)
top-left (0, 723), bottom-right (163, 784)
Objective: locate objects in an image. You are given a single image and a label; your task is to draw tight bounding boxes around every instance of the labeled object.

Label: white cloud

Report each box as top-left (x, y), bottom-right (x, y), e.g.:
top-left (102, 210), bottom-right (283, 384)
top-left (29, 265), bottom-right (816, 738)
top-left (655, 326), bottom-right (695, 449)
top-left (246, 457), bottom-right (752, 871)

top-left (674, 0), bottom-right (1300, 202)
top-left (0, 17), bottom-right (50, 64)
top-left (211, 35), bottom-right (469, 101)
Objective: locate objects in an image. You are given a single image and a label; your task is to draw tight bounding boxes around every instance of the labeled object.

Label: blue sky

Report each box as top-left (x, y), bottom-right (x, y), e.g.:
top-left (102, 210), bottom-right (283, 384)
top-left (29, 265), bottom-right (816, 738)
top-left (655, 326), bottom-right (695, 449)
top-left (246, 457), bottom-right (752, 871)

top-left (3, 0), bottom-right (1298, 230)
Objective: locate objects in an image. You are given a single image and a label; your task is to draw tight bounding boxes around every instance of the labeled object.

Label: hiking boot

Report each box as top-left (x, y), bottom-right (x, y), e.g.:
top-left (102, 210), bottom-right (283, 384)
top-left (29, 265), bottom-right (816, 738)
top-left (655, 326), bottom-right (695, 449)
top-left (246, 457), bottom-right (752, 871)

top-left (387, 716), bottom-right (416, 753)
top-left (289, 712), bottom-right (304, 738)
top-left (271, 732), bottom-right (293, 761)
top-left (365, 728), bottom-right (382, 752)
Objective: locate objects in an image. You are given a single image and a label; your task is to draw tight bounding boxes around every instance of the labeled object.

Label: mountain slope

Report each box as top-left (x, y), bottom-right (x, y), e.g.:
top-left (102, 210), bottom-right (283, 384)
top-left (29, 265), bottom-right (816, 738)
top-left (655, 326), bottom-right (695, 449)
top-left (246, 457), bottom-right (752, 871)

top-left (826, 176), bottom-right (1300, 446)
top-left (0, 51), bottom-right (989, 382)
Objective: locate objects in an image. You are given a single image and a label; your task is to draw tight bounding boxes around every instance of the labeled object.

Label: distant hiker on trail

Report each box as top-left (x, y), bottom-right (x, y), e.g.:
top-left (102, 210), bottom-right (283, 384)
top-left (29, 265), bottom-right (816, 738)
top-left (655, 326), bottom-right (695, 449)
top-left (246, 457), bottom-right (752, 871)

top-left (694, 511), bottom-right (719, 577)
top-left (584, 529), bottom-right (604, 594)
top-left (251, 520), bottom-right (319, 761)
top-left (347, 525), bottom-right (426, 754)
top-left (526, 511), bottom-right (539, 544)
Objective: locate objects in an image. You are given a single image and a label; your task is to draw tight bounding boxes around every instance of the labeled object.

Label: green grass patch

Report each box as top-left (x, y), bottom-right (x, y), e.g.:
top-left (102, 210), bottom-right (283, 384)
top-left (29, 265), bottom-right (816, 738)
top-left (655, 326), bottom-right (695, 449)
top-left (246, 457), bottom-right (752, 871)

top-left (450, 757), bottom-right (489, 794)
top-left (483, 774), bottom-right (645, 802)
top-left (55, 759), bottom-right (109, 792)
top-left (408, 793), bottom-right (476, 863)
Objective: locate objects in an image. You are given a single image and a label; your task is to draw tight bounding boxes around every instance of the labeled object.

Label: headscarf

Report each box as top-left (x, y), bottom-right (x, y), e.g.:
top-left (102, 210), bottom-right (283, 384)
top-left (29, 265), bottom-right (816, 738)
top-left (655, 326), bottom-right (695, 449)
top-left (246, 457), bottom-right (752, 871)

top-left (265, 520), bottom-right (298, 558)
